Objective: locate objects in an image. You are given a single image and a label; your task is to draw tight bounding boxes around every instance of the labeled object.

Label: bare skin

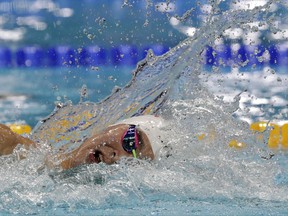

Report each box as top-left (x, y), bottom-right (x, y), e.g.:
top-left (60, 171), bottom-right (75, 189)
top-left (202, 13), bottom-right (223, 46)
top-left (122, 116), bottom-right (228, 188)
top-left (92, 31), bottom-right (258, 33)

top-left (50, 124), bottom-right (154, 170)
top-left (0, 124), bottom-right (35, 155)
top-left (0, 123), bottom-right (154, 170)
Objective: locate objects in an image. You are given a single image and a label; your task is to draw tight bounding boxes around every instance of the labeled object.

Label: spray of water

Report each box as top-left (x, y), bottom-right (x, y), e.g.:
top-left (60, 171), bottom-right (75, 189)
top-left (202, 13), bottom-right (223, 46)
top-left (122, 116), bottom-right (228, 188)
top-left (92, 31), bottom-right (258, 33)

top-left (1, 0), bottom-right (288, 214)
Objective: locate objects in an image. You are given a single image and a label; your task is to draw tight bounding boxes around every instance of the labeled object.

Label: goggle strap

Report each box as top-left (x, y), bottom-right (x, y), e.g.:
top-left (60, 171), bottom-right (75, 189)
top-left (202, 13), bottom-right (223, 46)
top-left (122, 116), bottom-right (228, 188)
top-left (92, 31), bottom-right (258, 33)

top-left (132, 149), bottom-right (137, 158)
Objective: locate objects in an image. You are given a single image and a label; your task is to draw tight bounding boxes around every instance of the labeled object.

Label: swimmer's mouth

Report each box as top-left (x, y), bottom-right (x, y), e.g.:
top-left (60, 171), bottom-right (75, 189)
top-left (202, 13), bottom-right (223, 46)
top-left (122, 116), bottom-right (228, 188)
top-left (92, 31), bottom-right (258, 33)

top-left (89, 150), bottom-right (102, 163)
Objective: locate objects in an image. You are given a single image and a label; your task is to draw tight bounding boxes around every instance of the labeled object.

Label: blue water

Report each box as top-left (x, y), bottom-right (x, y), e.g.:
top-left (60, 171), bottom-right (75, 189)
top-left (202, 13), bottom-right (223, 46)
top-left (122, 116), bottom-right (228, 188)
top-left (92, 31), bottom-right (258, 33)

top-left (0, 67), bottom-right (132, 127)
top-left (1, 64), bottom-right (288, 215)
top-left (1, 0), bottom-right (288, 215)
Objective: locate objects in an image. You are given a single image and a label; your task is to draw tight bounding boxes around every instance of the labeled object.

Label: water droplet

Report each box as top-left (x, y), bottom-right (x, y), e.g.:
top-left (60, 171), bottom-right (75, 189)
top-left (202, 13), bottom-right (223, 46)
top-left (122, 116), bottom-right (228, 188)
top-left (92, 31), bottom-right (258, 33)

top-left (91, 66), bottom-right (99, 71)
top-left (143, 19), bottom-right (149, 27)
top-left (80, 84), bottom-right (88, 102)
top-left (87, 34), bottom-right (94, 40)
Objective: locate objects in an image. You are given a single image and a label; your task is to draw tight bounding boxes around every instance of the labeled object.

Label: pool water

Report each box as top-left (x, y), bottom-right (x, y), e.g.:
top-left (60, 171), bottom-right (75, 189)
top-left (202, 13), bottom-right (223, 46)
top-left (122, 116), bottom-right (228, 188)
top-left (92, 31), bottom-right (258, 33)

top-left (1, 63), bottom-right (288, 215)
top-left (1, 66), bottom-right (288, 127)
top-left (1, 0), bottom-right (288, 215)
top-left (0, 66), bottom-right (132, 127)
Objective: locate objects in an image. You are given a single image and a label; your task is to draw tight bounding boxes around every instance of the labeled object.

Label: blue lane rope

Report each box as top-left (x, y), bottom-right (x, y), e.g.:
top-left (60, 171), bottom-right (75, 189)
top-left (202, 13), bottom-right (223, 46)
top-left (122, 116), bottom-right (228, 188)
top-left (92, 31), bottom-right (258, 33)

top-left (0, 44), bottom-right (169, 68)
top-left (0, 44), bottom-right (286, 67)
top-left (205, 44), bottom-right (285, 68)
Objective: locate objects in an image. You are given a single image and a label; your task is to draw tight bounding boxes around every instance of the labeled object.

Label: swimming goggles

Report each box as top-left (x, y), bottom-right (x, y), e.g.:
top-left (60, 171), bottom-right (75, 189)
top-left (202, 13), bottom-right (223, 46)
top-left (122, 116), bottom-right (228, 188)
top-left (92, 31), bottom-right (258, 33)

top-left (121, 124), bottom-right (139, 158)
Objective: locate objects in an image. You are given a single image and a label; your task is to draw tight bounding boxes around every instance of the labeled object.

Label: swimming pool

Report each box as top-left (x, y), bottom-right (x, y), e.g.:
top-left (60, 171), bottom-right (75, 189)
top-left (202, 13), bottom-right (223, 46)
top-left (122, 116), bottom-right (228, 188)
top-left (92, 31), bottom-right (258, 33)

top-left (0, 66), bottom-right (132, 127)
top-left (1, 65), bottom-right (288, 127)
top-left (1, 63), bottom-right (288, 216)
top-left (1, 0), bottom-right (288, 215)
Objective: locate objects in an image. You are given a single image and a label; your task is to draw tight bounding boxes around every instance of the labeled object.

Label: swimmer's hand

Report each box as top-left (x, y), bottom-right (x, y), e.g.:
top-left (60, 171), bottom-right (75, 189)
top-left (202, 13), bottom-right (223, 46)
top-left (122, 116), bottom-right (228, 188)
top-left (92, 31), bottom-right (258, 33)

top-left (0, 124), bottom-right (35, 156)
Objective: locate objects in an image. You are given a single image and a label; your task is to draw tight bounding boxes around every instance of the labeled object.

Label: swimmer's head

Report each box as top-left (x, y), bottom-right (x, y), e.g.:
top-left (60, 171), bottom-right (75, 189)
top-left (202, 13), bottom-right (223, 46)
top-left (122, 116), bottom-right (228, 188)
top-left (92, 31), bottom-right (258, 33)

top-left (71, 124), bottom-right (154, 167)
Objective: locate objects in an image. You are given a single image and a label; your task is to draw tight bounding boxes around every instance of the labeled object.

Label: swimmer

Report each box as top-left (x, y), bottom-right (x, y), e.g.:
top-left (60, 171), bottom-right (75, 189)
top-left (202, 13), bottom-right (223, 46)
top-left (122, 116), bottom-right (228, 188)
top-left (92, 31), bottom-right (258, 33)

top-left (0, 115), bottom-right (166, 170)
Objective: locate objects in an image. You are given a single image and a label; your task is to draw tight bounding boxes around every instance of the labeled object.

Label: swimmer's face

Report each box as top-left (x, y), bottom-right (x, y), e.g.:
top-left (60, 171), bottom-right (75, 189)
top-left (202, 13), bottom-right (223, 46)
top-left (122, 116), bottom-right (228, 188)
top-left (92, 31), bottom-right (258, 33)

top-left (72, 124), bottom-right (154, 167)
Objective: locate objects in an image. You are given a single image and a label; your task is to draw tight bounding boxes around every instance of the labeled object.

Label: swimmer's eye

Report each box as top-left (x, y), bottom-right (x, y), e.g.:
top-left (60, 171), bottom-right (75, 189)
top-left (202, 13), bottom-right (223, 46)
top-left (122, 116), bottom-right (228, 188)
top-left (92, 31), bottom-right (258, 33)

top-left (121, 125), bottom-right (139, 158)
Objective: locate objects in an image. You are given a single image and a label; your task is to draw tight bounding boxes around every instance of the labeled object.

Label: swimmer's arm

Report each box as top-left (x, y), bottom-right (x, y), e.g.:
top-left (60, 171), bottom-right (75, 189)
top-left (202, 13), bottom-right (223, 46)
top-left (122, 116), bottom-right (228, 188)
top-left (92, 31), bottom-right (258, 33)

top-left (0, 124), bottom-right (35, 155)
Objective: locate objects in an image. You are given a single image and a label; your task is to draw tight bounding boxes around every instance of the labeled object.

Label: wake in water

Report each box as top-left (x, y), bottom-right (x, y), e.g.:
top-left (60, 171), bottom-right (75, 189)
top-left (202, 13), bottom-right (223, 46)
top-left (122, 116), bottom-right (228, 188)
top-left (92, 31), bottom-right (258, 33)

top-left (1, 0), bottom-right (288, 215)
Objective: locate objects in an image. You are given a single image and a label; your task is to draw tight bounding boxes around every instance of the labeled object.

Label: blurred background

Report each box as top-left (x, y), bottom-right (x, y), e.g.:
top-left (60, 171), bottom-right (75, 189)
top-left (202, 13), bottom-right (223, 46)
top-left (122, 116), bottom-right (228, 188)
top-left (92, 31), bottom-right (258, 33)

top-left (0, 0), bottom-right (286, 67)
top-left (0, 0), bottom-right (186, 66)
top-left (0, 0), bottom-right (287, 127)
top-left (0, 0), bottom-right (287, 67)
